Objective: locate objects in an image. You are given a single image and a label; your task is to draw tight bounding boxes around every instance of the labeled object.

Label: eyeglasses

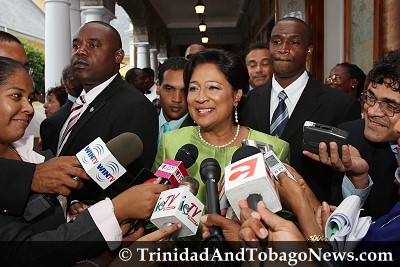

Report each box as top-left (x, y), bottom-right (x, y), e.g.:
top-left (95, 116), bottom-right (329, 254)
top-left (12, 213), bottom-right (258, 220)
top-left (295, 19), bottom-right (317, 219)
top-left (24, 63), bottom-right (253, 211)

top-left (325, 74), bottom-right (342, 85)
top-left (361, 92), bottom-right (400, 117)
top-left (23, 63), bottom-right (34, 76)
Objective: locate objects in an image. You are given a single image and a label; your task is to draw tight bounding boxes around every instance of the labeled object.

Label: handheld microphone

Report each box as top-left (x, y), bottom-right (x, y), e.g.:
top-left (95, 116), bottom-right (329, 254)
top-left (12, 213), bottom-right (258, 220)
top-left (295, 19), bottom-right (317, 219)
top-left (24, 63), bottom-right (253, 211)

top-left (131, 144), bottom-right (199, 187)
top-left (76, 133), bottom-right (143, 189)
top-left (23, 133), bottom-right (143, 222)
top-left (224, 146), bottom-right (282, 219)
top-left (200, 158), bottom-right (223, 236)
top-left (150, 176), bottom-right (204, 238)
top-left (155, 144), bottom-right (199, 187)
top-left (124, 144), bottom-right (198, 236)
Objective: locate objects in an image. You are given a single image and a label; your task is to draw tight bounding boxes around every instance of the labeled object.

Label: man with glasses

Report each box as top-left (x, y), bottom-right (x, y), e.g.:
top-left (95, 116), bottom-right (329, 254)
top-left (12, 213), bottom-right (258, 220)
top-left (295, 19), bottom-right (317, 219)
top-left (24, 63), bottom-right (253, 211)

top-left (305, 50), bottom-right (400, 220)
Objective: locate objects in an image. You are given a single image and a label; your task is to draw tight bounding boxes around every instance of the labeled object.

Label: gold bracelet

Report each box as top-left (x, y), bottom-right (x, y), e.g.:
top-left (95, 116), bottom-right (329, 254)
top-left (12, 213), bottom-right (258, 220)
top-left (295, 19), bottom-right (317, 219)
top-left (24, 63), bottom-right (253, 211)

top-left (306, 234), bottom-right (329, 245)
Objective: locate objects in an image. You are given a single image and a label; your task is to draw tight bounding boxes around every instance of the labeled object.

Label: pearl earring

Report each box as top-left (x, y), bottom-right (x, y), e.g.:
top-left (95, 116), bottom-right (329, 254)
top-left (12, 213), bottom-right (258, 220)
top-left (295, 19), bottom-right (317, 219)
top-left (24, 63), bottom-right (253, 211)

top-left (235, 107), bottom-right (238, 123)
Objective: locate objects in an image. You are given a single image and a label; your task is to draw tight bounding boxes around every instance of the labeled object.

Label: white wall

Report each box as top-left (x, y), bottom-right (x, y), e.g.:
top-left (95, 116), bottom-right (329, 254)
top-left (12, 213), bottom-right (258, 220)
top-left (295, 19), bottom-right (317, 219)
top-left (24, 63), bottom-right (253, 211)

top-left (324, 0), bottom-right (345, 79)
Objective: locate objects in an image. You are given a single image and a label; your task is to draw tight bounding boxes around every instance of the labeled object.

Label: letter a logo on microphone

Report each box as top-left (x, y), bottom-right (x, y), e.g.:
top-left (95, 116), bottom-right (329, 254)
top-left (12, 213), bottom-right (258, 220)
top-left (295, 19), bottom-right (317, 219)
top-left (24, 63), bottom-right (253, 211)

top-left (228, 158), bottom-right (258, 181)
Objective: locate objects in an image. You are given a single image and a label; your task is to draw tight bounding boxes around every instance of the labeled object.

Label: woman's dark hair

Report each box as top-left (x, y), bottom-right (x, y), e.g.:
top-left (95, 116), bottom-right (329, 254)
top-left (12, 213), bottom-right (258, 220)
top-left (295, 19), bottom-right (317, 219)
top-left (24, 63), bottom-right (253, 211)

top-left (46, 85), bottom-right (68, 106)
top-left (365, 50), bottom-right (400, 92)
top-left (183, 49), bottom-right (249, 103)
top-left (0, 56), bottom-right (29, 86)
top-left (336, 62), bottom-right (366, 98)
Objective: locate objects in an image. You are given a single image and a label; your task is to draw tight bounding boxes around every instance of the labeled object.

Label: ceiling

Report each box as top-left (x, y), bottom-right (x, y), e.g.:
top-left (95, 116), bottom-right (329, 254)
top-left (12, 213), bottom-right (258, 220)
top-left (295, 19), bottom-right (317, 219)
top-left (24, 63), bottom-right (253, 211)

top-left (148, 0), bottom-right (248, 29)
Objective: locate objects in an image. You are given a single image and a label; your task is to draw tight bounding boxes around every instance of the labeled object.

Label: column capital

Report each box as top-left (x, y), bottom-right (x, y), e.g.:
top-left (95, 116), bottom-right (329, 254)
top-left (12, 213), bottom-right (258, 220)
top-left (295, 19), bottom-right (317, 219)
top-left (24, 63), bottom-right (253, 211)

top-left (134, 42), bottom-right (150, 48)
top-left (44, 0), bottom-right (69, 4)
top-left (81, 5), bottom-right (116, 23)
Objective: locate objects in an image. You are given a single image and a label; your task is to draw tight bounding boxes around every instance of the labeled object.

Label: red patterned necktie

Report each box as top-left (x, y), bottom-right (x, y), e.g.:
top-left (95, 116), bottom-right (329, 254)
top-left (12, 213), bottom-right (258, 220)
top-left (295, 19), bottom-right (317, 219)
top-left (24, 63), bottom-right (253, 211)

top-left (59, 95), bottom-right (86, 147)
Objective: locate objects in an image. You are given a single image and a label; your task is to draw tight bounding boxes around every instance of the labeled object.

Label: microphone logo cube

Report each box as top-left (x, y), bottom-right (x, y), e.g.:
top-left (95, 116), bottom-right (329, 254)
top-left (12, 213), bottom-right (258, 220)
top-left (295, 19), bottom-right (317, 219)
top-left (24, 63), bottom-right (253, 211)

top-left (224, 153), bottom-right (281, 217)
top-left (154, 159), bottom-right (189, 187)
top-left (76, 137), bottom-right (126, 189)
top-left (150, 187), bottom-right (204, 237)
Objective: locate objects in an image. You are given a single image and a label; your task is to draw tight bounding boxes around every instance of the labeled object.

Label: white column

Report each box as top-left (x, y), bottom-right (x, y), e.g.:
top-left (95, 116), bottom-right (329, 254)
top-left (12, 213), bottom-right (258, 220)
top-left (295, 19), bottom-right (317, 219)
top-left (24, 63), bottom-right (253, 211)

top-left (135, 42), bottom-right (150, 68)
top-left (69, 0), bottom-right (81, 38)
top-left (44, 0), bottom-right (71, 93)
top-left (149, 48), bottom-right (158, 79)
top-left (81, 6), bottom-right (116, 24)
top-left (158, 57), bottom-right (167, 64)
top-left (125, 23), bottom-right (135, 67)
top-left (324, 0), bottom-right (344, 79)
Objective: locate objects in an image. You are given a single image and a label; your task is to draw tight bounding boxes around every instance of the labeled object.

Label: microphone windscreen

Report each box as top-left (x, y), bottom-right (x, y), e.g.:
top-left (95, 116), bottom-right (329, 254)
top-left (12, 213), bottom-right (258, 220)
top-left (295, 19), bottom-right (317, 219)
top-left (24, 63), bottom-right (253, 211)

top-left (175, 144), bottom-right (199, 169)
top-left (232, 146), bottom-right (261, 163)
top-left (200, 158), bottom-right (221, 184)
top-left (106, 132), bottom-right (143, 167)
top-left (180, 176), bottom-right (200, 196)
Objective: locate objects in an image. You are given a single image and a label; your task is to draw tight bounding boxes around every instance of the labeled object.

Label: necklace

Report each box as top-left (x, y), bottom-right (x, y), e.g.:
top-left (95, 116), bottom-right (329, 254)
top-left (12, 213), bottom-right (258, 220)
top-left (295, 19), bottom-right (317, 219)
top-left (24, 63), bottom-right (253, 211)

top-left (198, 124), bottom-right (240, 148)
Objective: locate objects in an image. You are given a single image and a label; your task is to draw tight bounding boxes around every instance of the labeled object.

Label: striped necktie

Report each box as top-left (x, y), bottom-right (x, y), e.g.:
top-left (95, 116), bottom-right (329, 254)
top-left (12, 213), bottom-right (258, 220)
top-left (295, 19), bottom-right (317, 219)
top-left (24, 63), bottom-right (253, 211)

top-left (59, 95), bottom-right (86, 147)
top-left (270, 91), bottom-right (289, 137)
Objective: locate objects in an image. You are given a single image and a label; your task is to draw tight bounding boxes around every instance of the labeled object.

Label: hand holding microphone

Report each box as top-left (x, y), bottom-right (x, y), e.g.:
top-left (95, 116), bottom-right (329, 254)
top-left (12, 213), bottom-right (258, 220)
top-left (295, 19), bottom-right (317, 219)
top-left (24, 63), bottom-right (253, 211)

top-left (124, 144), bottom-right (199, 236)
top-left (224, 146), bottom-right (282, 219)
top-left (23, 133), bottom-right (144, 222)
top-left (200, 158), bottom-right (223, 237)
top-left (150, 176), bottom-right (204, 238)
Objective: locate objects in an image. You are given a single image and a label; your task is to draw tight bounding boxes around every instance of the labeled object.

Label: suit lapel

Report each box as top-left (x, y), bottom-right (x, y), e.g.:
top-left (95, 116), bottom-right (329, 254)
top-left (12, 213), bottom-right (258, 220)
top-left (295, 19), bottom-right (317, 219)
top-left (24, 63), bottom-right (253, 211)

top-left (180, 114), bottom-right (196, 128)
top-left (60, 75), bottom-right (123, 154)
top-left (282, 78), bottom-right (323, 140)
top-left (252, 83), bottom-right (272, 133)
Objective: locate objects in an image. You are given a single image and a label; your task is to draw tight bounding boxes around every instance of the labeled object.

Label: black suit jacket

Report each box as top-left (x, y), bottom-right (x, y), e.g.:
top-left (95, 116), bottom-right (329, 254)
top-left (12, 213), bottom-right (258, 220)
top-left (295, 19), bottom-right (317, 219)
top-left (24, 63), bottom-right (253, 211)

top-left (0, 199), bottom-right (107, 266)
top-left (0, 159), bottom-right (36, 216)
top-left (340, 119), bottom-right (398, 220)
top-left (241, 77), bottom-right (361, 202)
top-left (55, 74), bottom-right (159, 201)
top-left (180, 113), bottom-right (196, 128)
top-left (40, 100), bottom-right (73, 154)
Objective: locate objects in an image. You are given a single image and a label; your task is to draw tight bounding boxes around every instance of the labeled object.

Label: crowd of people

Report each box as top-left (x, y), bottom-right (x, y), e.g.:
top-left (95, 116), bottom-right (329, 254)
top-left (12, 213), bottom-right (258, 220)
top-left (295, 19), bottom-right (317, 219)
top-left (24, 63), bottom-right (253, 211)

top-left (0, 16), bottom-right (399, 267)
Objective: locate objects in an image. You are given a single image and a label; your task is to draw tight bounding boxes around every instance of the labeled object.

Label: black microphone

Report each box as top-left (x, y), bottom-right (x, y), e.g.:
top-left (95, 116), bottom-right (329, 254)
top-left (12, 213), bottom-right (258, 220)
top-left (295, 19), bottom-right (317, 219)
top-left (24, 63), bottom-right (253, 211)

top-left (23, 133), bottom-right (143, 222)
top-left (200, 158), bottom-right (223, 236)
top-left (130, 144), bottom-right (199, 186)
top-left (158, 143), bottom-right (199, 185)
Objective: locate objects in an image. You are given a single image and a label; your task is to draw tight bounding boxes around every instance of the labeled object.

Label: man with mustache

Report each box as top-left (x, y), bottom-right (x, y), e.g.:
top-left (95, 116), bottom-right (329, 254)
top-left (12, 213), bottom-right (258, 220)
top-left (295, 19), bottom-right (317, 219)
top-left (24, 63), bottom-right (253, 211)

top-left (55, 21), bottom-right (158, 202)
top-left (244, 43), bottom-right (273, 90)
top-left (156, 57), bottom-right (195, 148)
top-left (241, 17), bottom-right (361, 203)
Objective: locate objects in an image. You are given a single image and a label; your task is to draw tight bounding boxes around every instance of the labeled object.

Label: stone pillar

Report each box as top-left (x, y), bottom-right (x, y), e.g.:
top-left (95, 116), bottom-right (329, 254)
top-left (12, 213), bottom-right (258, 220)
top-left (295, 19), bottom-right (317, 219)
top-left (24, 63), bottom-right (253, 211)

top-left (135, 42), bottom-right (150, 68)
top-left (81, 6), bottom-right (116, 23)
top-left (44, 0), bottom-right (71, 93)
top-left (125, 23), bottom-right (135, 67)
top-left (149, 48), bottom-right (158, 79)
top-left (69, 0), bottom-right (81, 38)
top-left (158, 57), bottom-right (167, 64)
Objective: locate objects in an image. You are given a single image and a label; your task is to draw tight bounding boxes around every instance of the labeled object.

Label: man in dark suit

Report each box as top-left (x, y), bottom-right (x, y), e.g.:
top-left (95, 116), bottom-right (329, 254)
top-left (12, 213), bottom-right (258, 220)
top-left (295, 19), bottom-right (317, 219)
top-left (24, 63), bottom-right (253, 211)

top-left (304, 51), bottom-right (400, 220)
top-left (0, 179), bottom-right (170, 266)
top-left (156, 57), bottom-right (195, 148)
top-left (55, 21), bottom-right (158, 202)
top-left (40, 64), bottom-right (84, 154)
top-left (0, 31), bottom-right (89, 216)
top-left (241, 17), bottom-right (361, 202)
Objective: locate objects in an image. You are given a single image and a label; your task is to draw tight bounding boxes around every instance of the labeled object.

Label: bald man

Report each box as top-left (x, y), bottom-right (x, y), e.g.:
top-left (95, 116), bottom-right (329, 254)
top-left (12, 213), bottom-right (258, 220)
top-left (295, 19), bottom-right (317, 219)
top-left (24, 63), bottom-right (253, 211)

top-left (184, 43), bottom-right (206, 59)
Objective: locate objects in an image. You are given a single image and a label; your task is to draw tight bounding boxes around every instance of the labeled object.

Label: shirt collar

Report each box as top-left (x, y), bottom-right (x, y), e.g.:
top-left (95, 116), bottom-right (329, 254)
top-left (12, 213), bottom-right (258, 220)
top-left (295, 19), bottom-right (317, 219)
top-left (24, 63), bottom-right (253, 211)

top-left (158, 109), bottom-right (189, 131)
top-left (79, 73), bottom-right (118, 105)
top-left (271, 70), bottom-right (309, 104)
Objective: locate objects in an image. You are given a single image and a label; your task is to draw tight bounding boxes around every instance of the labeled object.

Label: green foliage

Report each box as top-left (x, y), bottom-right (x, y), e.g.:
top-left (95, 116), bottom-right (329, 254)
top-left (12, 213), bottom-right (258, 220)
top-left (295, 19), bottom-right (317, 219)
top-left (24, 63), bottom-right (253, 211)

top-left (22, 41), bottom-right (45, 94)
